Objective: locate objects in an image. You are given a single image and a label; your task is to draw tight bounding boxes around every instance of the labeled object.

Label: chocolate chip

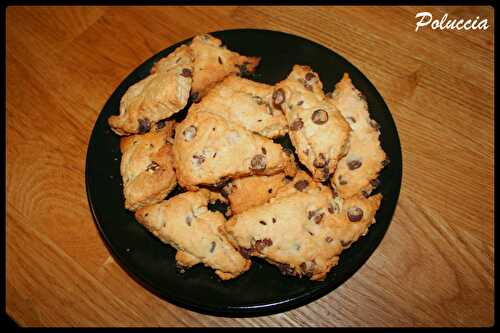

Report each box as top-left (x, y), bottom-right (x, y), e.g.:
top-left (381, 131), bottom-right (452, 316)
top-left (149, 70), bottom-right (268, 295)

top-left (272, 88), bottom-right (285, 109)
top-left (250, 154), bottom-right (267, 171)
top-left (341, 240), bottom-right (353, 247)
top-left (182, 125), bottom-right (197, 141)
top-left (192, 154), bottom-right (205, 167)
top-left (370, 119), bottom-right (381, 130)
top-left (347, 207), bottom-right (364, 222)
top-left (146, 161), bottom-right (160, 172)
top-left (308, 231), bottom-right (314, 236)
top-left (311, 109), bottom-right (329, 125)
top-left (305, 72), bottom-right (315, 81)
top-left (268, 188), bottom-right (272, 193)
top-left (290, 118), bottom-right (304, 131)
top-left (185, 215), bottom-right (192, 226)
top-left (138, 118), bottom-right (151, 133)
top-left (218, 56), bottom-right (223, 64)
top-left (313, 153), bottom-right (328, 168)
top-left (338, 175), bottom-right (348, 185)
top-left (325, 236), bottom-right (334, 243)
top-left (180, 68), bottom-right (192, 77)
top-left (254, 238), bottom-right (273, 252)
top-left (259, 220), bottom-right (267, 226)
top-left (308, 209), bottom-right (325, 224)
top-left (294, 180), bottom-right (309, 192)
top-left (210, 241), bottom-right (216, 253)
top-left (261, 147), bottom-right (267, 155)
top-left (347, 159), bottom-right (362, 170)
top-left (297, 100), bottom-right (304, 106)
top-left (272, 217), bottom-right (276, 224)
top-left (382, 159), bottom-right (391, 167)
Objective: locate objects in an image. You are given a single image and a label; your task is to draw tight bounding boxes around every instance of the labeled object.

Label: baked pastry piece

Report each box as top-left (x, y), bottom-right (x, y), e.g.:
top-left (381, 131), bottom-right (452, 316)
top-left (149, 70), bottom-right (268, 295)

top-left (222, 173), bottom-right (290, 215)
top-left (328, 73), bottom-right (388, 198)
top-left (191, 75), bottom-right (288, 138)
top-left (135, 189), bottom-right (251, 280)
top-left (224, 171), bottom-right (382, 281)
top-left (173, 110), bottom-right (297, 190)
top-left (119, 120), bottom-right (177, 211)
top-left (108, 45), bottom-right (193, 135)
top-left (273, 65), bottom-right (351, 181)
top-left (189, 34), bottom-right (260, 101)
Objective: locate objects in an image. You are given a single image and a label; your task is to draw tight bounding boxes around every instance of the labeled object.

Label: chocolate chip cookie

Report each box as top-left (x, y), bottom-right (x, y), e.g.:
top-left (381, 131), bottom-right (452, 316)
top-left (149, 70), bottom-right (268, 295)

top-left (191, 75), bottom-right (288, 138)
top-left (119, 120), bottom-right (177, 211)
top-left (189, 34), bottom-right (260, 101)
top-left (224, 171), bottom-right (382, 281)
top-left (328, 73), bottom-right (388, 198)
top-left (108, 45), bottom-right (193, 135)
top-left (135, 189), bottom-right (251, 280)
top-left (173, 109), bottom-right (297, 190)
top-left (273, 65), bottom-right (351, 182)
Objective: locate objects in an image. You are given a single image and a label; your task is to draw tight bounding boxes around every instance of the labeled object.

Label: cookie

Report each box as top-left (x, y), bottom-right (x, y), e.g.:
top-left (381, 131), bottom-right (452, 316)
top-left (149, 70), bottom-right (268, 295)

top-left (328, 73), bottom-right (388, 198)
top-left (222, 173), bottom-right (290, 215)
top-left (108, 45), bottom-right (193, 135)
top-left (119, 120), bottom-right (177, 211)
top-left (191, 75), bottom-right (288, 138)
top-left (224, 174), bottom-right (382, 281)
top-left (173, 110), bottom-right (297, 190)
top-left (189, 34), bottom-right (260, 101)
top-left (135, 189), bottom-right (251, 280)
top-left (273, 65), bottom-right (351, 182)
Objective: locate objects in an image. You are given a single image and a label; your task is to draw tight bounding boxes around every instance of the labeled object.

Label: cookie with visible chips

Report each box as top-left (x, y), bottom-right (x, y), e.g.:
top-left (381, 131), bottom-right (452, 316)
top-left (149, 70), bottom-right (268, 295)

top-left (189, 34), bottom-right (260, 101)
top-left (173, 109), bottom-right (296, 191)
top-left (192, 75), bottom-right (288, 138)
top-left (119, 120), bottom-right (177, 211)
top-left (224, 171), bottom-right (382, 281)
top-left (135, 189), bottom-right (251, 280)
top-left (108, 45), bottom-right (193, 135)
top-left (273, 65), bottom-right (351, 182)
top-left (328, 73), bottom-right (388, 198)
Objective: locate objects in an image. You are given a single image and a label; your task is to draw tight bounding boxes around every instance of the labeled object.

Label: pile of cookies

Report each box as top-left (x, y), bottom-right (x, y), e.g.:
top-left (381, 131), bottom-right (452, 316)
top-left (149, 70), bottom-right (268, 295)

top-left (108, 34), bottom-right (389, 281)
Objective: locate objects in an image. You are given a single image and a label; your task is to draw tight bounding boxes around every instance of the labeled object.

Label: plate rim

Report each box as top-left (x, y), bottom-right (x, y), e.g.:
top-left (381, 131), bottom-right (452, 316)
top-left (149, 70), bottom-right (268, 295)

top-left (85, 28), bottom-right (403, 317)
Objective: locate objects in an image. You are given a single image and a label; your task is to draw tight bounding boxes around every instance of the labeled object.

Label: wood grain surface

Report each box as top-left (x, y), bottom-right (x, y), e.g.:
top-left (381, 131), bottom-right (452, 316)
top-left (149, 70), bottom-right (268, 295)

top-left (6, 6), bottom-right (494, 327)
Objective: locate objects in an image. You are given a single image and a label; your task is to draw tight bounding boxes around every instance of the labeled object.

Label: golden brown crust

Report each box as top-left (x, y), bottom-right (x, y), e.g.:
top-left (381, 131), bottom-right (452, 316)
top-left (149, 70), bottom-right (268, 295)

top-left (189, 34), bottom-right (260, 100)
top-left (273, 65), bottom-right (351, 182)
top-left (108, 45), bottom-right (193, 135)
top-left (328, 73), bottom-right (387, 198)
top-left (119, 121), bottom-right (177, 211)
top-left (135, 190), bottom-right (251, 280)
top-left (172, 109), bottom-right (296, 190)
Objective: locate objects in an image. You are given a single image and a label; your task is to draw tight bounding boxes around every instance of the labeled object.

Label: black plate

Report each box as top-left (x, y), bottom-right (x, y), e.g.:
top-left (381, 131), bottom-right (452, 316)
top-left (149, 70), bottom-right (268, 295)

top-left (85, 29), bottom-right (402, 317)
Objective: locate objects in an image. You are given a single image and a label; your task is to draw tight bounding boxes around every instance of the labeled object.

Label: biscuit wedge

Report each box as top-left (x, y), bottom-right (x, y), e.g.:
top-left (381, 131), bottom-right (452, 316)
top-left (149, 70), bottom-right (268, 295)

top-left (189, 34), bottom-right (260, 101)
top-left (173, 110), bottom-right (297, 190)
top-left (135, 189), bottom-right (251, 280)
top-left (119, 120), bottom-right (177, 211)
top-left (273, 65), bottom-right (351, 182)
top-left (108, 45), bottom-right (193, 135)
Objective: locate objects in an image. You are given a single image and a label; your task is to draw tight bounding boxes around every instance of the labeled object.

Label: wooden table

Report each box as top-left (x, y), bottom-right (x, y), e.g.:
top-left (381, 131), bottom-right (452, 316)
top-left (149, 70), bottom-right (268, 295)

top-left (6, 6), bottom-right (494, 327)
